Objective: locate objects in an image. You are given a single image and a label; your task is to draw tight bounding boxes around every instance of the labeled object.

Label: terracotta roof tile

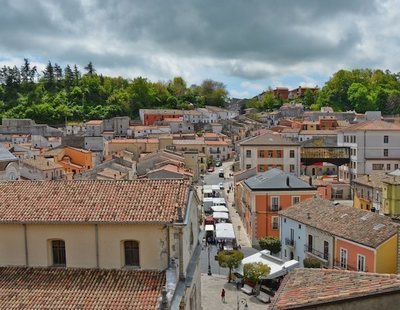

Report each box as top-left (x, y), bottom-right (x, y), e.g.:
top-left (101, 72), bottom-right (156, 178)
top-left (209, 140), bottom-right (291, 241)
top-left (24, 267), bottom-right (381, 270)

top-left (270, 268), bottom-right (400, 309)
top-left (279, 197), bottom-right (398, 248)
top-left (0, 179), bottom-right (190, 224)
top-left (339, 119), bottom-right (400, 132)
top-left (240, 133), bottom-right (299, 146)
top-left (0, 267), bottom-right (165, 309)
top-left (21, 158), bottom-right (63, 171)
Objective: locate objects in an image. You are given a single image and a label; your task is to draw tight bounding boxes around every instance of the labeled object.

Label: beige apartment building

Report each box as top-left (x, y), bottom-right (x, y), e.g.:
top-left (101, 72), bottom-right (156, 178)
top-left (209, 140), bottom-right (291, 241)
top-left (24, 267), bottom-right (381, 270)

top-left (239, 133), bottom-right (301, 175)
top-left (0, 179), bottom-right (201, 309)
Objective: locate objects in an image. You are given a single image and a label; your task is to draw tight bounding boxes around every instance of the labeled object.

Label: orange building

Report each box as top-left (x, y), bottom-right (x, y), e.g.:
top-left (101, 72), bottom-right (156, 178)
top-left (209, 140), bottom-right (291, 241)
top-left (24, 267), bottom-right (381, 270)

top-left (58, 146), bottom-right (93, 175)
top-left (238, 168), bottom-right (317, 245)
top-left (140, 109), bottom-right (184, 125)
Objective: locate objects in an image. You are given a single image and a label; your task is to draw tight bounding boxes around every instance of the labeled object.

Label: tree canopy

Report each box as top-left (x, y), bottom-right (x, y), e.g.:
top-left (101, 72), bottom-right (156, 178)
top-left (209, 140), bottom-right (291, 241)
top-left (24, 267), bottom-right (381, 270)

top-left (258, 236), bottom-right (281, 254)
top-left (0, 59), bottom-right (229, 124)
top-left (217, 249), bottom-right (244, 283)
top-left (243, 262), bottom-right (270, 285)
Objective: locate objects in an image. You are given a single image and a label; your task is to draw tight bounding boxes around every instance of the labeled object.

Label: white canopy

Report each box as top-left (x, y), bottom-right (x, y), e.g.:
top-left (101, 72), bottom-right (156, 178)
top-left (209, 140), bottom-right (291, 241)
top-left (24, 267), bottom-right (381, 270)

top-left (205, 224), bottom-right (214, 231)
top-left (236, 250), bottom-right (299, 279)
top-left (203, 188), bottom-right (213, 194)
top-left (212, 197), bottom-right (226, 205)
top-left (211, 205), bottom-right (229, 213)
top-left (215, 223), bottom-right (235, 239)
top-left (213, 212), bottom-right (229, 220)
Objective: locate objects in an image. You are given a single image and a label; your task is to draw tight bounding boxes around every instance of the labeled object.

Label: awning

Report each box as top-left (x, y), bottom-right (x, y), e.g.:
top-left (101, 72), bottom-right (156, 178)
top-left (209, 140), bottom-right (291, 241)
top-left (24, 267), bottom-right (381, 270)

top-left (213, 212), bottom-right (229, 220)
top-left (215, 223), bottom-right (235, 239)
top-left (211, 205), bottom-right (229, 213)
top-left (205, 224), bottom-right (214, 231)
top-left (235, 250), bottom-right (299, 279)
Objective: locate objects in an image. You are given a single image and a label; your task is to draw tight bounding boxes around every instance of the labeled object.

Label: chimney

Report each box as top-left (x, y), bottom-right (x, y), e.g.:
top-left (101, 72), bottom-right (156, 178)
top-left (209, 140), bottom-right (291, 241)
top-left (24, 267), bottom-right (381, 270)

top-left (176, 207), bottom-right (183, 223)
top-left (286, 176), bottom-right (290, 187)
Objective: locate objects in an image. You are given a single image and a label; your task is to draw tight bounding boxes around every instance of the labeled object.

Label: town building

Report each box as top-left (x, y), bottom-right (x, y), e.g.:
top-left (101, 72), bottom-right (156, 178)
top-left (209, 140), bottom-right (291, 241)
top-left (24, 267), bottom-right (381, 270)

top-left (353, 172), bottom-right (387, 213)
top-left (0, 143), bottom-right (19, 180)
top-left (269, 268), bottom-right (400, 310)
top-left (20, 157), bottom-right (64, 180)
top-left (239, 133), bottom-right (301, 175)
top-left (337, 119), bottom-right (400, 181)
top-left (382, 174), bottom-right (400, 217)
top-left (279, 197), bottom-right (398, 273)
top-left (237, 169), bottom-right (316, 245)
top-left (0, 179), bottom-right (201, 309)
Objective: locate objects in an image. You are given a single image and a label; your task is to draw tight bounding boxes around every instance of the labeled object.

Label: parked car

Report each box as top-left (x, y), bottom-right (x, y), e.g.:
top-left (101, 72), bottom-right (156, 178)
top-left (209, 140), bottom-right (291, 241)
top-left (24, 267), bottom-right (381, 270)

top-left (215, 161), bottom-right (222, 167)
top-left (219, 182), bottom-right (224, 190)
top-left (218, 169), bottom-right (224, 177)
top-left (207, 166), bottom-right (215, 172)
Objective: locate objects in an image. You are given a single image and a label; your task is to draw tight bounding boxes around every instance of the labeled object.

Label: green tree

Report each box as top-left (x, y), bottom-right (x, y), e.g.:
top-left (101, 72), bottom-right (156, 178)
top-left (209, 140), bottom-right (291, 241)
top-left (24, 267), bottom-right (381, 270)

top-left (303, 257), bottom-right (322, 268)
top-left (258, 237), bottom-right (281, 254)
top-left (84, 61), bottom-right (96, 75)
top-left (243, 262), bottom-right (270, 286)
top-left (347, 82), bottom-right (376, 113)
top-left (200, 79), bottom-right (228, 107)
top-left (217, 250), bottom-right (244, 282)
top-left (302, 89), bottom-right (318, 108)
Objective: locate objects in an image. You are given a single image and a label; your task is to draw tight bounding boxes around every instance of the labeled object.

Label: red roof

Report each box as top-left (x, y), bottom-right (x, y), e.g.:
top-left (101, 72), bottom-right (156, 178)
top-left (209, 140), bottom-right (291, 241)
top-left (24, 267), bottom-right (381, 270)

top-left (0, 267), bottom-right (165, 309)
top-left (0, 179), bottom-right (190, 224)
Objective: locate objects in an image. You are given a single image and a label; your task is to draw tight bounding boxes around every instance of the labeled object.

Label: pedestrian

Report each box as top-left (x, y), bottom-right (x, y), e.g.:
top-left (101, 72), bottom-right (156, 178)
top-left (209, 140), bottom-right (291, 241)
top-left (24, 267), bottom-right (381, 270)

top-left (221, 288), bottom-right (226, 303)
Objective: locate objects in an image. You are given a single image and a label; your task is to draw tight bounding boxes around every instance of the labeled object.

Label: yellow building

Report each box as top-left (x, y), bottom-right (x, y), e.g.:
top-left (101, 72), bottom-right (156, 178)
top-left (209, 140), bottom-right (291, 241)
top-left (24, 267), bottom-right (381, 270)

top-left (382, 174), bottom-right (400, 216)
top-left (352, 172), bottom-right (387, 212)
top-left (0, 179), bottom-right (201, 310)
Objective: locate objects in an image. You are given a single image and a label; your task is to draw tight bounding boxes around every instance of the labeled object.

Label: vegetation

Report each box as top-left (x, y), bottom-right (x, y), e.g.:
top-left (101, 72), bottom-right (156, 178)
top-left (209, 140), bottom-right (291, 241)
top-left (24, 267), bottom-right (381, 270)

top-left (246, 69), bottom-right (400, 114)
top-left (217, 250), bottom-right (244, 283)
top-left (243, 262), bottom-right (270, 286)
top-left (0, 59), bottom-right (228, 124)
top-left (258, 237), bottom-right (281, 254)
top-left (303, 257), bottom-right (322, 268)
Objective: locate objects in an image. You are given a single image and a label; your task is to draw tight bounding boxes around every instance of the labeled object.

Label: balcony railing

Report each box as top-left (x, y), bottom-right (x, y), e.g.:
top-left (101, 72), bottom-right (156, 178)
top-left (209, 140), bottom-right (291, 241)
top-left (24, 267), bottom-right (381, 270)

top-left (285, 238), bottom-right (295, 247)
top-left (304, 244), bottom-right (329, 261)
top-left (270, 206), bottom-right (282, 212)
top-left (334, 259), bottom-right (368, 272)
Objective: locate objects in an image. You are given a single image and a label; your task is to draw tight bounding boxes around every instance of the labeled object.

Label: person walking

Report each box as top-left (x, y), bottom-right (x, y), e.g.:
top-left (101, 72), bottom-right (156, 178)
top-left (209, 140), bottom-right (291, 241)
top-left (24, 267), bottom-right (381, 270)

top-left (221, 288), bottom-right (226, 303)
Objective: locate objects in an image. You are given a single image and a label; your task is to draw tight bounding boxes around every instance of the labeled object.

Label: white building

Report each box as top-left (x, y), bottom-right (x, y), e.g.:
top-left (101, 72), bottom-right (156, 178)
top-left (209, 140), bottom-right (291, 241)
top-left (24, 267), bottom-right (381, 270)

top-left (337, 120), bottom-right (400, 181)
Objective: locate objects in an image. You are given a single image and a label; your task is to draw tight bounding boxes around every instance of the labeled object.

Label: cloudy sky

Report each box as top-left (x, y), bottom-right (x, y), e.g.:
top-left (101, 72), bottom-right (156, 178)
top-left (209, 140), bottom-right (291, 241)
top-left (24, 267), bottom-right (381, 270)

top-left (1, 0), bottom-right (399, 98)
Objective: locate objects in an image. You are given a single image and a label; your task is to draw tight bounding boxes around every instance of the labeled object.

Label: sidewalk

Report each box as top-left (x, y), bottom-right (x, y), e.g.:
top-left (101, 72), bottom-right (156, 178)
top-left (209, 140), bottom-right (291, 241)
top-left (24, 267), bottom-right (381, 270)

top-left (201, 273), bottom-right (266, 310)
top-left (224, 183), bottom-right (252, 248)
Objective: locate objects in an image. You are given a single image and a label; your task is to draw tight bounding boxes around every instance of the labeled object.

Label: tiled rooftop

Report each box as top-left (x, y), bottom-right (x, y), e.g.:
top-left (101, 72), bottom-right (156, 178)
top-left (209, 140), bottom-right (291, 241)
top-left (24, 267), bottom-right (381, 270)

top-left (0, 179), bottom-right (190, 224)
top-left (0, 267), bottom-right (165, 309)
top-left (340, 119), bottom-right (400, 132)
top-left (279, 197), bottom-right (398, 248)
top-left (21, 158), bottom-right (63, 170)
top-left (269, 268), bottom-right (400, 309)
top-left (353, 171), bottom-right (388, 188)
top-left (85, 120), bottom-right (103, 125)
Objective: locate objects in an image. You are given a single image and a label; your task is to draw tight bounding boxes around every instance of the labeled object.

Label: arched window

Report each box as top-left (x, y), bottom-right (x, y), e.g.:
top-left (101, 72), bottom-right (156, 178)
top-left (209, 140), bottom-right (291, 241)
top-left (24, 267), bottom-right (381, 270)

top-left (124, 240), bottom-right (140, 267)
top-left (51, 240), bottom-right (66, 266)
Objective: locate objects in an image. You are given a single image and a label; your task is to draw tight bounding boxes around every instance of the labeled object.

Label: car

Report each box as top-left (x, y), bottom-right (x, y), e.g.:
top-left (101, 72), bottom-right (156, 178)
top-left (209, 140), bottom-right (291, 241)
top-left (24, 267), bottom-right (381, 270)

top-left (207, 166), bottom-right (215, 172)
top-left (219, 182), bottom-right (224, 190)
top-left (215, 161), bottom-right (222, 167)
top-left (218, 168), bottom-right (224, 177)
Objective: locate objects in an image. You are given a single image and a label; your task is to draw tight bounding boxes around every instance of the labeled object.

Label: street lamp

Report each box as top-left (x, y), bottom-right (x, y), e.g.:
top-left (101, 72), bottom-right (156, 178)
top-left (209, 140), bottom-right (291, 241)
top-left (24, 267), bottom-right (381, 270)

top-left (237, 297), bottom-right (248, 309)
top-left (207, 244), bottom-right (212, 276)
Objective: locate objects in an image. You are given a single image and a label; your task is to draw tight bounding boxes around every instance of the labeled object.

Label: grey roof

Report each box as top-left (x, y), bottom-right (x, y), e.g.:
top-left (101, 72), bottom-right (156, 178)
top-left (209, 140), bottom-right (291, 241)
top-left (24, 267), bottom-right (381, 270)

top-left (0, 144), bottom-right (17, 162)
top-left (239, 133), bottom-right (299, 146)
top-left (244, 169), bottom-right (314, 190)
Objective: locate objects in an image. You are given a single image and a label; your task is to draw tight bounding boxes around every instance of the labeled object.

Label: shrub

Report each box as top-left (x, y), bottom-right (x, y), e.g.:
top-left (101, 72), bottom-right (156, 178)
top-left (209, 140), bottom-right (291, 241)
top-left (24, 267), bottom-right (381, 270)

top-left (303, 257), bottom-right (322, 268)
top-left (258, 237), bottom-right (281, 254)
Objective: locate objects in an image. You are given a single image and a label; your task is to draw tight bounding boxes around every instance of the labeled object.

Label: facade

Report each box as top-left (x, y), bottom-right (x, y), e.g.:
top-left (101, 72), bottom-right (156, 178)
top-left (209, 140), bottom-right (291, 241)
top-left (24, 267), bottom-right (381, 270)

top-left (279, 197), bottom-right (398, 273)
top-left (337, 120), bottom-right (400, 181)
top-left (20, 158), bottom-right (64, 180)
top-left (0, 144), bottom-right (20, 181)
top-left (382, 175), bottom-right (400, 217)
top-left (238, 169), bottom-right (316, 245)
top-left (269, 268), bottom-right (400, 310)
top-left (58, 146), bottom-right (94, 175)
top-left (239, 133), bottom-right (301, 175)
top-left (0, 179), bottom-right (201, 309)
top-left (353, 172), bottom-right (387, 213)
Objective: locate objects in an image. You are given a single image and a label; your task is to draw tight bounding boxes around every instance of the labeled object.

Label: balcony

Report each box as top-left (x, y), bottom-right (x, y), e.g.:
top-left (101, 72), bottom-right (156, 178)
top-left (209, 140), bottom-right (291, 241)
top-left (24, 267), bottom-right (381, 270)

top-left (304, 244), bottom-right (329, 265)
top-left (270, 206), bottom-right (282, 212)
top-left (285, 238), bottom-right (295, 247)
top-left (334, 260), bottom-right (368, 272)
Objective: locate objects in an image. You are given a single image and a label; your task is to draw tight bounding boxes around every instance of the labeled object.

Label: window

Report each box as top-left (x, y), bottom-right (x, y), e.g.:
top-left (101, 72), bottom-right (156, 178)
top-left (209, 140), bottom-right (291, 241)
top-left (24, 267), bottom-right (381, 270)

top-left (258, 165), bottom-right (265, 172)
top-left (51, 240), bottom-right (66, 266)
top-left (307, 235), bottom-right (313, 252)
top-left (259, 150), bottom-right (265, 158)
top-left (124, 240), bottom-right (140, 267)
top-left (384, 149), bottom-right (388, 157)
top-left (387, 164), bottom-right (391, 171)
top-left (284, 249), bottom-right (287, 257)
top-left (323, 241), bottom-right (329, 260)
top-left (272, 217), bottom-right (279, 229)
top-left (290, 228), bottom-right (294, 241)
top-left (268, 150), bottom-right (273, 158)
top-left (340, 248), bottom-right (348, 269)
top-left (290, 165), bottom-right (295, 173)
top-left (292, 196), bottom-right (300, 205)
top-left (271, 197), bottom-right (280, 211)
top-left (246, 164), bottom-right (252, 170)
top-left (290, 150), bottom-right (295, 158)
top-left (276, 150), bottom-right (282, 158)
top-left (298, 224), bottom-right (301, 229)
top-left (384, 135), bottom-right (389, 143)
top-left (246, 150), bottom-right (251, 158)
top-left (395, 164), bottom-right (399, 170)
top-left (357, 254), bottom-right (366, 272)
top-left (372, 164), bottom-right (384, 170)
